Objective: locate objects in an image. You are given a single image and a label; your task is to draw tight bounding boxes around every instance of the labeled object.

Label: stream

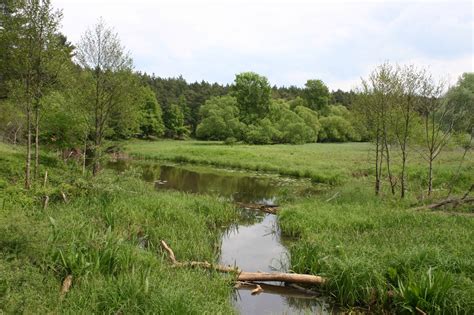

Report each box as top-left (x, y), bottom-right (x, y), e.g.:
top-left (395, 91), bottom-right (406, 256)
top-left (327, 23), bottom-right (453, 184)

top-left (109, 161), bottom-right (334, 314)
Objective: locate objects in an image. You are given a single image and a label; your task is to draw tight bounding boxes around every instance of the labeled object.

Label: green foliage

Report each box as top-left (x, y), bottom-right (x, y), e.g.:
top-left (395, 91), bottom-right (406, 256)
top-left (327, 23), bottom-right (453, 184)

top-left (0, 145), bottom-right (237, 313)
top-left (196, 95), bottom-right (244, 140)
top-left (293, 105), bottom-right (321, 141)
top-left (445, 72), bottom-right (474, 135)
top-left (319, 115), bottom-right (360, 142)
top-left (303, 79), bottom-right (330, 111)
top-left (279, 191), bottom-right (474, 313)
top-left (138, 86), bottom-right (165, 138)
top-left (40, 91), bottom-right (87, 149)
top-left (164, 104), bottom-right (189, 138)
top-left (224, 137), bottom-right (237, 145)
top-left (245, 118), bottom-right (279, 144)
top-left (269, 100), bottom-right (315, 144)
top-left (393, 268), bottom-right (468, 314)
top-left (0, 99), bottom-right (23, 143)
top-left (197, 97), bottom-right (321, 144)
top-left (232, 72), bottom-right (271, 124)
top-left (104, 72), bottom-right (143, 140)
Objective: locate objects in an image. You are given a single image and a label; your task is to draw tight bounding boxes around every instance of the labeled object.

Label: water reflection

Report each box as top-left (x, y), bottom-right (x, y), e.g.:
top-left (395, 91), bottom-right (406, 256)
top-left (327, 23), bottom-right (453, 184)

top-left (109, 161), bottom-right (282, 205)
top-left (107, 161), bottom-right (333, 314)
top-left (221, 212), bottom-right (333, 314)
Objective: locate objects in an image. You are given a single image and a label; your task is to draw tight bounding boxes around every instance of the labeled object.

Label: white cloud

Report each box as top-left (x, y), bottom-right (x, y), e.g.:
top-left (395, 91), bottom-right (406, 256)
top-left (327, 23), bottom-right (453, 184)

top-left (53, 0), bottom-right (473, 89)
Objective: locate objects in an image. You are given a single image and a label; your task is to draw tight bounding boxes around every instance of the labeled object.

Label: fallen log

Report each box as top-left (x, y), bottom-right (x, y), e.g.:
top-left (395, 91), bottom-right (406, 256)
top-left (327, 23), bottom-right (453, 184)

top-left (238, 272), bottom-right (325, 285)
top-left (160, 240), bottom-right (326, 286)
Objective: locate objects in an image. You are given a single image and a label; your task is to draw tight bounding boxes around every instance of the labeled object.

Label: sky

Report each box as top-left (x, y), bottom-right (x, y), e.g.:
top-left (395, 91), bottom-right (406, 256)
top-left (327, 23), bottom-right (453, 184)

top-left (52, 0), bottom-right (473, 91)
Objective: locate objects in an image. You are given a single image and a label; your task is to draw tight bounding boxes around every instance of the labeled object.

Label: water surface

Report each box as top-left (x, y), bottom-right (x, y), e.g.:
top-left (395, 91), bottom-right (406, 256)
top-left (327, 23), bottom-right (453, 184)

top-left (109, 161), bottom-right (333, 314)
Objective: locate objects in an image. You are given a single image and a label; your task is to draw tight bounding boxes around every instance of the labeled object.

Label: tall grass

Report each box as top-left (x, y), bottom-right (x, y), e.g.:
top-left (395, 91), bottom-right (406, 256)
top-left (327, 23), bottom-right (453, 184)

top-left (0, 144), bottom-right (239, 313)
top-left (279, 184), bottom-right (474, 313)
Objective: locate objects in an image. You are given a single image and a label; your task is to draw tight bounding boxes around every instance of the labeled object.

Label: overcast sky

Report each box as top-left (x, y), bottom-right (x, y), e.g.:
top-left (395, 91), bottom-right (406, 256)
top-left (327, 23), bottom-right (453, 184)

top-left (53, 0), bottom-right (473, 90)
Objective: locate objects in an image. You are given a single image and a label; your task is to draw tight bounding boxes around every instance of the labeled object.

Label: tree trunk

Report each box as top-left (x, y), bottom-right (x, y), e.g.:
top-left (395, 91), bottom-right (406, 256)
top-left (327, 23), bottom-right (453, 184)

top-left (160, 240), bottom-right (326, 286)
top-left (25, 108), bottom-right (31, 189)
top-left (34, 105), bottom-right (40, 180)
top-left (428, 157), bottom-right (433, 196)
top-left (237, 272), bottom-right (325, 285)
top-left (383, 139), bottom-right (396, 195)
top-left (82, 137), bottom-right (87, 175)
top-left (375, 136), bottom-right (380, 195)
top-left (13, 126), bottom-right (20, 145)
top-left (400, 151), bottom-right (407, 198)
top-left (92, 145), bottom-right (100, 176)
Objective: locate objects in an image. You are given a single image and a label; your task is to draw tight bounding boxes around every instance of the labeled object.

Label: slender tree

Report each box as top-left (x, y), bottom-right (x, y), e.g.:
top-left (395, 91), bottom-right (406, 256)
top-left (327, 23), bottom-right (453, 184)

top-left (358, 63), bottom-right (399, 195)
top-left (75, 18), bottom-right (134, 175)
top-left (417, 75), bottom-right (448, 195)
top-left (2, 0), bottom-right (65, 188)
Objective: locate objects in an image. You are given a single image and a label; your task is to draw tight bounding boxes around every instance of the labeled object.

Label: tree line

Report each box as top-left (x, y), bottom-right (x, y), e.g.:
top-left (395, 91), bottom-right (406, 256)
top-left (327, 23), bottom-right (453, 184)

top-left (0, 0), bottom-right (472, 197)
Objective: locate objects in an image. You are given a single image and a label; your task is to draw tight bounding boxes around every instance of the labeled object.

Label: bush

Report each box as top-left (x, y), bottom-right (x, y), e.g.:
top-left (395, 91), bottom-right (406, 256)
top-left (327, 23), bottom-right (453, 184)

top-left (319, 115), bottom-right (360, 142)
top-left (224, 137), bottom-right (237, 145)
top-left (196, 96), bottom-right (244, 140)
top-left (245, 119), bottom-right (279, 144)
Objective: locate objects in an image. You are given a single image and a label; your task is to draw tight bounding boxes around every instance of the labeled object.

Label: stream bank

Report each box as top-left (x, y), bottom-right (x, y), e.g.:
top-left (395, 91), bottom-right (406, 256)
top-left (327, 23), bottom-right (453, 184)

top-left (109, 160), bottom-right (335, 314)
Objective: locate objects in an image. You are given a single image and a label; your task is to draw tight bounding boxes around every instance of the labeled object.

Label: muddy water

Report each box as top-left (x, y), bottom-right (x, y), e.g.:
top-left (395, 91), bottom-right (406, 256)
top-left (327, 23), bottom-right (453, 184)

top-left (109, 161), bottom-right (332, 314)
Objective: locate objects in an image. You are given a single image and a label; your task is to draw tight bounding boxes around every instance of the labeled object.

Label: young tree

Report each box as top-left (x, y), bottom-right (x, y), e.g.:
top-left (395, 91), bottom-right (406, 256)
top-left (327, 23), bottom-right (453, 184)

top-left (444, 73), bottom-right (474, 196)
top-left (3, 0), bottom-right (67, 188)
top-left (138, 86), bottom-right (164, 138)
top-left (357, 63), bottom-right (399, 195)
top-left (165, 104), bottom-right (188, 139)
top-left (75, 18), bottom-right (134, 175)
top-left (417, 75), bottom-right (448, 195)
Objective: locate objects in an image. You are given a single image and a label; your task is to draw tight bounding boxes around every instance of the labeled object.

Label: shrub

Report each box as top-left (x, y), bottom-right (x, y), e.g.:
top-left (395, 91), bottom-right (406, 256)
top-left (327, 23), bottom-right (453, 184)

top-left (319, 115), bottom-right (360, 142)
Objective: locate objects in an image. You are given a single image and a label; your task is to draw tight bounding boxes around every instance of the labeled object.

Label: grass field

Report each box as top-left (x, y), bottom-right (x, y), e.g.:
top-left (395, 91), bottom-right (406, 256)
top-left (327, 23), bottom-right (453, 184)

top-left (1, 140), bottom-right (473, 313)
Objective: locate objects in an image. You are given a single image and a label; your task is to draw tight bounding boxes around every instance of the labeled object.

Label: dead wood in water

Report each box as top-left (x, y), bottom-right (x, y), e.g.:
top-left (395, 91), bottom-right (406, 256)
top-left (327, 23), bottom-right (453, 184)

top-left (160, 240), bottom-right (240, 273)
top-left (160, 240), bottom-right (326, 286)
top-left (251, 284), bottom-right (264, 295)
top-left (236, 281), bottom-right (319, 299)
top-left (235, 202), bottom-right (279, 214)
top-left (238, 272), bottom-right (325, 285)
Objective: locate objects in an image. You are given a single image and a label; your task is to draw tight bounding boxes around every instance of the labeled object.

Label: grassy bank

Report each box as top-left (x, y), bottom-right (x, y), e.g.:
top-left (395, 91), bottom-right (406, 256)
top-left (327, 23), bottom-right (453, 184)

top-left (125, 140), bottom-right (474, 313)
top-left (125, 140), bottom-right (473, 192)
top-left (0, 143), bottom-right (238, 313)
top-left (125, 140), bottom-right (375, 185)
top-left (279, 184), bottom-right (474, 313)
